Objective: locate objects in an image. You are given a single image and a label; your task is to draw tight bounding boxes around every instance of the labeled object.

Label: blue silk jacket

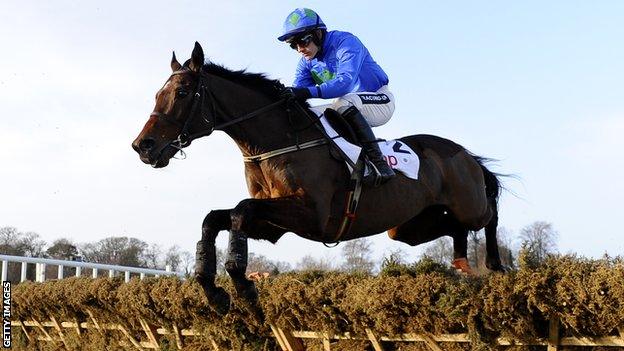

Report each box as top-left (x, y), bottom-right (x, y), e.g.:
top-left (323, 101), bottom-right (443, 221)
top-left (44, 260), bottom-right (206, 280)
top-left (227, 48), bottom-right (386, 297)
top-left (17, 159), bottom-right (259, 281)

top-left (292, 30), bottom-right (389, 99)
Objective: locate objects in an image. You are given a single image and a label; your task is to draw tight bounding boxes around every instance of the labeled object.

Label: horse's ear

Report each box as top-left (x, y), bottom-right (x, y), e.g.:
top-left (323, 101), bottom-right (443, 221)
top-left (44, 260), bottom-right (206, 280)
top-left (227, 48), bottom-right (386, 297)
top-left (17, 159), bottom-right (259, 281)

top-left (189, 42), bottom-right (204, 73)
top-left (171, 51), bottom-right (182, 72)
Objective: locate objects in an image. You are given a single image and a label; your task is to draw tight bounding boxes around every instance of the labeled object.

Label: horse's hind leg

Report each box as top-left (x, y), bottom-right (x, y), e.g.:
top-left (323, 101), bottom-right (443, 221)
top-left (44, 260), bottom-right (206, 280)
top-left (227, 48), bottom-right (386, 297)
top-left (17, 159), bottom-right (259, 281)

top-left (484, 198), bottom-right (505, 271)
top-left (478, 164), bottom-right (505, 272)
top-left (388, 206), bottom-right (473, 273)
top-left (224, 230), bottom-right (258, 302)
top-left (449, 228), bottom-right (473, 273)
top-left (387, 205), bottom-right (449, 246)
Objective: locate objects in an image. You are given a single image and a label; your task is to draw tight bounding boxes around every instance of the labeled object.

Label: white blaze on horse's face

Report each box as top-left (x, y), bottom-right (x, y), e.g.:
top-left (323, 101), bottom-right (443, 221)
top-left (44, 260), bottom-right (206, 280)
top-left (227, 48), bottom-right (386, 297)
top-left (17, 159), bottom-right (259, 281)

top-left (132, 74), bottom-right (192, 168)
top-left (162, 80), bottom-right (172, 91)
top-left (133, 43), bottom-right (205, 168)
top-left (156, 77), bottom-right (183, 116)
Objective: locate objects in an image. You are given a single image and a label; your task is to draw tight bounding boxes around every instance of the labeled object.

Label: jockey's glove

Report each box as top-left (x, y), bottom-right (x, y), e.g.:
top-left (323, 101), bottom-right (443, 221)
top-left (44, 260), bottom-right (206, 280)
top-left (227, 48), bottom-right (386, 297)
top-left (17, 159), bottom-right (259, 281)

top-left (281, 86), bottom-right (312, 101)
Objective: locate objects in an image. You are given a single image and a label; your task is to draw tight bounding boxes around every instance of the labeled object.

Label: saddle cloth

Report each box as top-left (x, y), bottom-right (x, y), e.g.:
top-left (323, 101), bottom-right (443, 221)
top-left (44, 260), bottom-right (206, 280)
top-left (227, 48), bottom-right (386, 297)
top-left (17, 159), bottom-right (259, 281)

top-left (310, 106), bottom-right (420, 180)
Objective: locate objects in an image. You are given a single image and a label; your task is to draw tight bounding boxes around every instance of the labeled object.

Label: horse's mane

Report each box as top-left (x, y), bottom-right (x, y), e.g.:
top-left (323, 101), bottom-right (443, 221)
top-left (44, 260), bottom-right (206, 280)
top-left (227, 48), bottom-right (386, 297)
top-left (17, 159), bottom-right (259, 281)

top-left (183, 60), bottom-right (285, 101)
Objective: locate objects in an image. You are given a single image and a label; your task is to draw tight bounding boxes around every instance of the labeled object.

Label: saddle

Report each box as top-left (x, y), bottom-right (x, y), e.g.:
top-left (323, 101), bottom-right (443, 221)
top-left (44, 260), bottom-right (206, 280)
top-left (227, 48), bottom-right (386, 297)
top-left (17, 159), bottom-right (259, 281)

top-left (292, 103), bottom-right (419, 242)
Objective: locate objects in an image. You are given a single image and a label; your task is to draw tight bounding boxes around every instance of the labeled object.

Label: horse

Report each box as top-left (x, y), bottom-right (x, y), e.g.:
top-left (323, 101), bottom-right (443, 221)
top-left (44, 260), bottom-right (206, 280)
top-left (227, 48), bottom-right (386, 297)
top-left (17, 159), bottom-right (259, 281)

top-left (132, 42), bottom-right (505, 314)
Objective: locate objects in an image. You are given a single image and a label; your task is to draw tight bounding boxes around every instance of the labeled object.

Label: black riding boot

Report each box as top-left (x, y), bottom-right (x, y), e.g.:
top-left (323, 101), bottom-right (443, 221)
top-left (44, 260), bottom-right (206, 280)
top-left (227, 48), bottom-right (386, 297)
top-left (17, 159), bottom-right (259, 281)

top-left (342, 106), bottom-right (395, 185)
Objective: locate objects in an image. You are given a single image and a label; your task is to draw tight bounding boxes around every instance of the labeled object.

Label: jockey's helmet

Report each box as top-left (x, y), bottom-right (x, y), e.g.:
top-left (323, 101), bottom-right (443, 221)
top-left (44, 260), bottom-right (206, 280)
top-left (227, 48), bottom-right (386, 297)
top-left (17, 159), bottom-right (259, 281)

top-left (278, 8), bottom-right (326, 42)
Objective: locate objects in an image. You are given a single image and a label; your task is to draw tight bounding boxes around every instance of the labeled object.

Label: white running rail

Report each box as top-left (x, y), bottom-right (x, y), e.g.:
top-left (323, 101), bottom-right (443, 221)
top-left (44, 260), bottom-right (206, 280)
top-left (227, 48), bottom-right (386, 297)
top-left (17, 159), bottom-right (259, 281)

top-left (0, 254), bottom-right (184, 283)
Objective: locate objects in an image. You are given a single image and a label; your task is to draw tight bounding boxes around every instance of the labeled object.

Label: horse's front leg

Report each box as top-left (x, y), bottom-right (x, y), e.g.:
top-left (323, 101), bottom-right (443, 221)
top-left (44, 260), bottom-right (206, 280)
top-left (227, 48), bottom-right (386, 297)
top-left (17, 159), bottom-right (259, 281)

top-left (195, 209), bottom-right (232, 315)
top-left (224, 230), bottom-right (257, 302)
top-left (226, 196), bottom-right (319, 303)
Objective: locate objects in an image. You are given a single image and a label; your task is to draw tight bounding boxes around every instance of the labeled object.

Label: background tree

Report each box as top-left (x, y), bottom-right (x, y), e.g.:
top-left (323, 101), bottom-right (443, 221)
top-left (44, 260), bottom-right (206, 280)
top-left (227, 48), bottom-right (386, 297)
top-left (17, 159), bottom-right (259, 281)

top-left (296, 254), bottom-right (335, 271)
top-left (80, 236), bottom-right (150, 267)
top-left (142, 243), bottom-right (162, 269)
top-left (496, 227), bottom-right (516, 269)
top-left (164, 245), bottom-right (183, 272)
top-left (421, 237), bottom-right (454, 265)
top-left (179, 250), bottom-right (195, 276)
top-left (0, 226), bottom-right (46, 257)
top-left (161, 246), bottom-right (197, 276)
top-left (341, 238), bottom-right (375, 274)
top-left (0, 227), bottom-right (24, 256)
top-left (467, 231), bottom-right (483, 269)
top-left (0, 227), bottom-right (46, 281)
top-left (382, 248), bottom-right (407, 265)
top-left (46, 238), bottom-right (79, 260)
top-left (246, 253), bottom-right (292, 275)
top-left (519, 221), bottom-right (558, 266)
top-left (46, 238), bottom-right (80, 278)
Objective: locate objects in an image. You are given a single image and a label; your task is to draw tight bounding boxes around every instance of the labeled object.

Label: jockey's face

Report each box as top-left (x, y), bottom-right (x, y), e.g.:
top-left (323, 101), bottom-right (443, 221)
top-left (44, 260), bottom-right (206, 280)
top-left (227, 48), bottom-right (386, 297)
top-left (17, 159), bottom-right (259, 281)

top-left (297, 40), bottom-right (319, 60)
top-left (289, 32), bottom-right (319, 60)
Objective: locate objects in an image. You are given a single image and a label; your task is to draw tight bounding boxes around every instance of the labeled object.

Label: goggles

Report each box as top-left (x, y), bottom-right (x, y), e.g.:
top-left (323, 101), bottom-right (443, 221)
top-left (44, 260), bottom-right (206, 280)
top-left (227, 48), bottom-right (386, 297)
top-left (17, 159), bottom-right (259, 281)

top-left (288, 33), bottom-right (314, 50)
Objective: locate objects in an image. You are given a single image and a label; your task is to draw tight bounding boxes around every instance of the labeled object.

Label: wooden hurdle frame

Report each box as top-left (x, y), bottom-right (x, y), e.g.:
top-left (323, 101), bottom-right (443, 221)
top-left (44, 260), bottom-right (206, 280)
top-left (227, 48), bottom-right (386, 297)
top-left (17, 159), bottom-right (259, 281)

top-left (271, 321), bottom-right (624, 351)
top-left (11, 318), bottom-right (208, 351)
top-left (11, 316), bottom-right (624, 350)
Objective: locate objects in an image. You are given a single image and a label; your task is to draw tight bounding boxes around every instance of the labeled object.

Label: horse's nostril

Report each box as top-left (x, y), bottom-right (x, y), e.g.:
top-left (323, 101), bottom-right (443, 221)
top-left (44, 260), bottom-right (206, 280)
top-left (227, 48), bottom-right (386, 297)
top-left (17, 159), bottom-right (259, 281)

top-left (132, 141), bottom-right (140, 153)
top-left (138, 138), bottom-right (156, 152)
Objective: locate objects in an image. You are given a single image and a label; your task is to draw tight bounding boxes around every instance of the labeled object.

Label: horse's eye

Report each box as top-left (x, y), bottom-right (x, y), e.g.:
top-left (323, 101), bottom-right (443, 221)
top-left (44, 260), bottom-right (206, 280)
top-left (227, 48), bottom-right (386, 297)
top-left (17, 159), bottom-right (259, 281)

top-left (177, 90), bottom-right (189, 98)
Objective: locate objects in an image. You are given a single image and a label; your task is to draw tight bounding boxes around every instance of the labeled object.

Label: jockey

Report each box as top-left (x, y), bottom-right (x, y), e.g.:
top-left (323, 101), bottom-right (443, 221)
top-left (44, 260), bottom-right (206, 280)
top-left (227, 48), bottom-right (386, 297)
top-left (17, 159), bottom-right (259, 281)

top-left (278, 8), bottom-right (396, 184)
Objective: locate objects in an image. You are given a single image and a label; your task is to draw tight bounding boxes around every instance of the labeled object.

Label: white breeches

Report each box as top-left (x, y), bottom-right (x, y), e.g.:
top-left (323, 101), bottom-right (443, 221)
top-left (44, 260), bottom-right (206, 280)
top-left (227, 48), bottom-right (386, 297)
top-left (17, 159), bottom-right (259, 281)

top-left (331, 85), bottom-right (395, 127)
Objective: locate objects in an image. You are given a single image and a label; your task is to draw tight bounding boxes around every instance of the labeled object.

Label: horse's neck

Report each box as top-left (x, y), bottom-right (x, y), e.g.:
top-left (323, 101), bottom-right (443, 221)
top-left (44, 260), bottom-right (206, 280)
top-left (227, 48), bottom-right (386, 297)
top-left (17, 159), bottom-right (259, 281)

top-left (208, 75), bottom-right (320, 156)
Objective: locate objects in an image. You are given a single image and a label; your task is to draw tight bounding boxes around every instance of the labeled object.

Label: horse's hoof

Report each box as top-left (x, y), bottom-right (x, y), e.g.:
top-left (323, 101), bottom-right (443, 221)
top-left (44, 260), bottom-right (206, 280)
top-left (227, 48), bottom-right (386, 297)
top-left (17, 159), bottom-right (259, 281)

top-left (239, 285), bottom-right (264, 322)
top-left (486, 261), bottom-right (509, 273)
top-left (499, 265), bottom-right (511, 273)
top-left (240, 284), bottom-right (259, 304)
top-left (248, 302), bottom-right (266, 324)
top-left (205, 286), bottom-right (231, 315)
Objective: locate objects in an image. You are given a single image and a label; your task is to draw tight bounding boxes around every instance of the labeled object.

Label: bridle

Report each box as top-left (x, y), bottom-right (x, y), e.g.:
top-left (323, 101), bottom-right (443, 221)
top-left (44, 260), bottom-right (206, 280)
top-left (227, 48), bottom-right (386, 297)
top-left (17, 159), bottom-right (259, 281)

top-left (148, 68), bottom-right (288, 159)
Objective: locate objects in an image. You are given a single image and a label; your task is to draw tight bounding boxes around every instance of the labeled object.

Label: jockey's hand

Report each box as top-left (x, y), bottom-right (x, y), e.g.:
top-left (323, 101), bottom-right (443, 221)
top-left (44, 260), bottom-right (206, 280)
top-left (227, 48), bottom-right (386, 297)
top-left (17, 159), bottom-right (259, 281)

top-left (281, 86), bottom-right (311, 101)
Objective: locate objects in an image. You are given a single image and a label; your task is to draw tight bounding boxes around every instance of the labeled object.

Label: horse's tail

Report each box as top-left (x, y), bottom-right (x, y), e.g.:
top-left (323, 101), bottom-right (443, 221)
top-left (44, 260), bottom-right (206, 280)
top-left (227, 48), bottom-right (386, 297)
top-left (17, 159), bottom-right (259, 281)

top-left (471, 155), bottom-right (506, 271)
top-left (469, 155), bottom-right (501, 203)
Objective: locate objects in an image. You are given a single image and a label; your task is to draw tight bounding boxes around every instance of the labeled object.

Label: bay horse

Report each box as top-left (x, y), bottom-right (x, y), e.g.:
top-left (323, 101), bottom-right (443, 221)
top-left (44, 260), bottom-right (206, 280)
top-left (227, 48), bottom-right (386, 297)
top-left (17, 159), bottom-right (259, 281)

top-left (132, 42), bottom-right (505, 314)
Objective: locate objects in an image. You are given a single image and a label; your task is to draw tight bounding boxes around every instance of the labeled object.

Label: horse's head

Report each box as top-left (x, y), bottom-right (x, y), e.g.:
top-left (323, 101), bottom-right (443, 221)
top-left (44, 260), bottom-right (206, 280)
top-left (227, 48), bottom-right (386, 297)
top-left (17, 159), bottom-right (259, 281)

top-left (132, 42), bottom-right (213, 168)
